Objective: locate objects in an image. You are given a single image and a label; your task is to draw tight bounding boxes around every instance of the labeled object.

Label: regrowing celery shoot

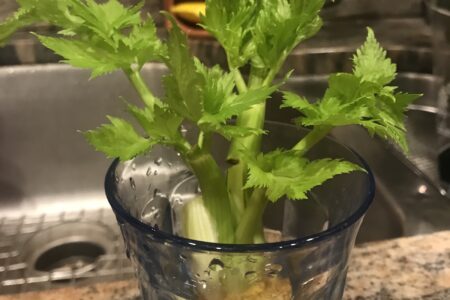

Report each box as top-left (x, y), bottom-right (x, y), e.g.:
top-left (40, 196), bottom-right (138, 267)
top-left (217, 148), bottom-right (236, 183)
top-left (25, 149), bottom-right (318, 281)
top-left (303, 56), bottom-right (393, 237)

top-left (0, 0), bottom-right (419, 247)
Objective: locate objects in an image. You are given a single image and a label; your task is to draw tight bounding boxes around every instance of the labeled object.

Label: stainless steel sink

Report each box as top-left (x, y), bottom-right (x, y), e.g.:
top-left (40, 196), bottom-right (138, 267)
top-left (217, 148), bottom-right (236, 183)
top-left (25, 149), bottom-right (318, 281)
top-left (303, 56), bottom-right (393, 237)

top-left (1, 59), bottom-right (449, 294)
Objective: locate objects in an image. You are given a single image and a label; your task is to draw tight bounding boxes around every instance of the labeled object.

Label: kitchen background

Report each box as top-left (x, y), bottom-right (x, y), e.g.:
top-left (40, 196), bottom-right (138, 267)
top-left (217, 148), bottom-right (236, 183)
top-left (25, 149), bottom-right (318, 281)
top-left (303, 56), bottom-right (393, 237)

top-left (1, 0), bottom-right (449, 297)
top-left (0, 0), bottom-right (430, 69)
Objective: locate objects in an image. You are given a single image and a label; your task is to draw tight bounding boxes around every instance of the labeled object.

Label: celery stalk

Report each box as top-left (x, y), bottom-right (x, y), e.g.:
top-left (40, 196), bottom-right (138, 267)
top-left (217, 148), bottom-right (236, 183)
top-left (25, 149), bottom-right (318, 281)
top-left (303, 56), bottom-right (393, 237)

top-left (186, 147), bottom-right (236, 244)
top-left (182, 196), bottom-right (218, 243)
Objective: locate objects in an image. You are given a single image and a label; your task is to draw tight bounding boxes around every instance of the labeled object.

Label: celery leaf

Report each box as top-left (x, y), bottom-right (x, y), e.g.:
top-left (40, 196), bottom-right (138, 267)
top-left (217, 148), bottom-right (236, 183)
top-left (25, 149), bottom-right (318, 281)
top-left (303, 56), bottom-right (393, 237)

top-left (163, 15), bottom-right (204, 121)
top-left (164, 16), bottom-right (276, 140)
top-left (0, 6), bottom-right (37, 46)
top-left (252, 0), bottom-right (324, 70)
top-left (283, 29), bottom-right (421, 153)
top-left (127, 104), bottom-right (184, 146)
top-left (243, 150), bottom-right (363, 202)
top-left (3, 0), bottom-right (166, 76)
top-left (353, 28), bottom-right (396, 86)
top-left (83, 116), bottom-right (153, 161)
top-left (36, 35), bottom-right (119, 77)
top-left (201, 0), bottom-right (258, 68)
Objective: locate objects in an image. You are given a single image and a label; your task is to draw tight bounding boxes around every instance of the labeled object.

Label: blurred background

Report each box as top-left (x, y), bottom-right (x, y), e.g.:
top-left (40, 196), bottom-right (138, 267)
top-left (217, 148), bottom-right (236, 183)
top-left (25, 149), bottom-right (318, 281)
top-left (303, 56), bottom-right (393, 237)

top-left (0, 0), bottom-right (449, 296)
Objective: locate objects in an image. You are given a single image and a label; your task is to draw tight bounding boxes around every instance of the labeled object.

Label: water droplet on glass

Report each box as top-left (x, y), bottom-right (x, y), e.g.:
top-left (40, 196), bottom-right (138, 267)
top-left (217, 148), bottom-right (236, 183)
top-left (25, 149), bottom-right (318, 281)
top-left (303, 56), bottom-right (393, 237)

top-left (195, 273), bottom-right (200, 278)
top-left (154, 157), bottom-right (163, 166)
top-left (141, 200), bottom-right (160, 224)
top-left (244, 271), bottom-right (257, 281)
top-left (199, 280), bottom-right (207, 289)
top-left (146, 167), bottom-right (152, 176)
top-left (197, 185), bottom-right (202, 193)
top-left (172, 196), bottom-right (183, 206)
top-left (179, 254), bottom-right (187, 262)
top-left (147, 183), bottom-right (152, 191)
top-left (264, 264), bottom-right (283, 277)
top-left (181, 169), bottom-right (193, 177)
top-left (115, 175), bottom-right (120, 184)
top-left (129, 177), bottom-right (136, 190)
top-left (155, 191), bottom-right (168, 200)
top-left (208, 258), bottom-right (225, 271)
top-left (219, 272), bottom-right (227, 281)
top-left (153, 170), bottom-right (158, 176)
top-left (184, 280), bottom-right (196, 288)
top-left (246, 256), bottom-right (258, 264)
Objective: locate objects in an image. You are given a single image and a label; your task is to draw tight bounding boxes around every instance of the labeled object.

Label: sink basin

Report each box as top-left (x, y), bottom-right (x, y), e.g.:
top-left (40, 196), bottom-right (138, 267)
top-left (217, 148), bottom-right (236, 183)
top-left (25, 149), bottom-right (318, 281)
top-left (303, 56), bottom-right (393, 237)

top-left (1, 61), bottom-right (449, 294)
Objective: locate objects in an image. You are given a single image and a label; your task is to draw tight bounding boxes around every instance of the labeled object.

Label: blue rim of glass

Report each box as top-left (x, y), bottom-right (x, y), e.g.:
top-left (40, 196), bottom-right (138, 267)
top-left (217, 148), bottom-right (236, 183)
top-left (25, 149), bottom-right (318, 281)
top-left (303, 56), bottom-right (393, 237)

top-left (105, 130), bottom-right (375, 253)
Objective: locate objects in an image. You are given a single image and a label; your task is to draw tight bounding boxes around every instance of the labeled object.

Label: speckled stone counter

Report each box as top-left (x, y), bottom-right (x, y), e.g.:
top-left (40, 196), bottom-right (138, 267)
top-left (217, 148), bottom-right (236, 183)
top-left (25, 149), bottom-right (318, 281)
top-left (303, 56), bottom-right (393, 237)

top-left (1, 231), bottom-right (449, 300)
top-left (344, 230), bottom-right (450, 300)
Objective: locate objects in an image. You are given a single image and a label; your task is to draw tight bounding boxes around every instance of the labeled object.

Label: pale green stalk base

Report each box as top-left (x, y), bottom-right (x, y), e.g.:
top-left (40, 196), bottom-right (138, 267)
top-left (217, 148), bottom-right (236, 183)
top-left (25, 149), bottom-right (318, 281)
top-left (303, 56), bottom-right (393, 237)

top-left (186, 147), bottom-right (236, 244)
top-left (235, 188), bottom-right (268, 244)
top-left (183, 196), bottom-right (218, 243)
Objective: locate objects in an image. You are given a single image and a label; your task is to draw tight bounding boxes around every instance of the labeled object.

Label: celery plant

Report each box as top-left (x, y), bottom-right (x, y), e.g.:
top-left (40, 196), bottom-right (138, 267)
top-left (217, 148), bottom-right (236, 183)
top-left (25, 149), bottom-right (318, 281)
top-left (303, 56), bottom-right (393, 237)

top-left (0, 0), bottom-right (419, 246)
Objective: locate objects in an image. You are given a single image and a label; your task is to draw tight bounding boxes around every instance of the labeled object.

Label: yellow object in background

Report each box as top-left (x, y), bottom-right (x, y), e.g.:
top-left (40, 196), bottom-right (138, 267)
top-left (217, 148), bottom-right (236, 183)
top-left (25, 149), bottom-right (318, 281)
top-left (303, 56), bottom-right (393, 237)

top-left (170, 2), bottom-right (206, 24)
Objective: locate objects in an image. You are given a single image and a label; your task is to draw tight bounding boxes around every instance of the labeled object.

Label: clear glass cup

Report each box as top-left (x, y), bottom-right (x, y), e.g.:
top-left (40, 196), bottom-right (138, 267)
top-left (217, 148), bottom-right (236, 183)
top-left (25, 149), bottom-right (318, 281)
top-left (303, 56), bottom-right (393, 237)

top-left (105, 122), bottom-right (375, 300)
top-left (426, 0), bottom-right (450, 185)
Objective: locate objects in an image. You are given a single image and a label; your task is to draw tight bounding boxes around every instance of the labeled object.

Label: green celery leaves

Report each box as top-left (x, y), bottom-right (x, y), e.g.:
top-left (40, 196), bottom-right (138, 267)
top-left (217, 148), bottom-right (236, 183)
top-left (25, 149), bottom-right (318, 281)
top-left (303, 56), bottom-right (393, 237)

top-left (0, 6), bottom-right (37, 46)
top-left (85, 104), bottom-right (185, 161)
top-left (283, 29), bottom-right (421, 153)
top-left (84, 116), bottom-right (153, 161)
top-left (353, 28), bottom-right (397, 86)
top-left (252, 0), bottom-right (325, 70)
top-left (201, 0), bottom-right (258, 68)
top-left (243, 150), bottom-right (363, 202)
top-left (164, 17), bottom-right (276, 140)
top-left (2, 0), bottom-right (166, 77)
top-left (202, 0), bottom-right (325, 71)
top-left (127, 104), bottom-right (184, 146)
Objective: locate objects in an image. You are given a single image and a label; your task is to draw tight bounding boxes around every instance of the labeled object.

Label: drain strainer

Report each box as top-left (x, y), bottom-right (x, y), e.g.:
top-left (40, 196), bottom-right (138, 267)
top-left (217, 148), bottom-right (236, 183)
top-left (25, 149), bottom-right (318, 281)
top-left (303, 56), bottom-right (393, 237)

top-left (22, 222), bottom-right (117, 279)
top-left (34, 241), bottom-right (106, 275)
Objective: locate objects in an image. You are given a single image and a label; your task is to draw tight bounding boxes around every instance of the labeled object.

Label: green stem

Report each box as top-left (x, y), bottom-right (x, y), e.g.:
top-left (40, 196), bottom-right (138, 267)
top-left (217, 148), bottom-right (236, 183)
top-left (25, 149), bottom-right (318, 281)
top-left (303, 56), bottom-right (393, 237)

top-left (262, 54), bottom-right (287, 87)
top-left (124, 68), bottom-right (162, 109)
top-left (231, 68), bottom-right (248, 93)
top-left (226, 68), bottom-right (263, 224)
top-left (226, 57), bottom-right (286, 239)
top-left (293, 125), bottom-right (332, 155)
top-left (235, 188), bottom-right (268, 244)
top-left (197, 131), bottom-right (212, 151)
top-left (227, 163), bottom-right (246, 224)
top-left (186, 147), bottom-right (236, 244)
top-left (226, 69), bottom-right (267, 221)
top-left (252, 221), bottom-right (265, 244)
top-left (226, 102), bottom-right (266, 222)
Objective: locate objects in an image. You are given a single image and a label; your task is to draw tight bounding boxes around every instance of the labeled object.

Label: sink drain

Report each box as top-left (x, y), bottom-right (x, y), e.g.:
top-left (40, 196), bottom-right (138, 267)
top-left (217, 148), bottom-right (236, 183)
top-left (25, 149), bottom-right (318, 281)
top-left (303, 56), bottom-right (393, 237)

top-left (34, 241), bottom-right (105, 273)
top-left (22, 222), bottom-right (117, 280)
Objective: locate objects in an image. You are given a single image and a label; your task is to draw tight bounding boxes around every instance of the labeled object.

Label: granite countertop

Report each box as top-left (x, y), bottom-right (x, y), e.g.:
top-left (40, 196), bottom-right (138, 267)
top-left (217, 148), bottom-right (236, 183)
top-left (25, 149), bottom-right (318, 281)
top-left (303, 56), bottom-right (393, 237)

top-left (1, 231), bottom-right (449, 300)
